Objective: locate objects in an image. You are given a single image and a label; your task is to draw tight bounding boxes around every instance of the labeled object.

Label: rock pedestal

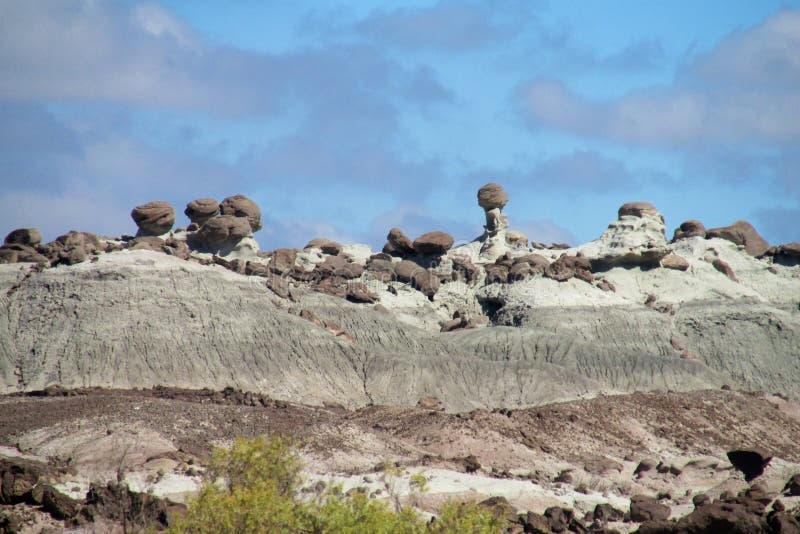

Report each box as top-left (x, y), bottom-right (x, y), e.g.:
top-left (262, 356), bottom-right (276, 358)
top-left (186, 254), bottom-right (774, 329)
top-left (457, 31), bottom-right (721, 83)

top-left (477, 183), bottom-right (511, 261)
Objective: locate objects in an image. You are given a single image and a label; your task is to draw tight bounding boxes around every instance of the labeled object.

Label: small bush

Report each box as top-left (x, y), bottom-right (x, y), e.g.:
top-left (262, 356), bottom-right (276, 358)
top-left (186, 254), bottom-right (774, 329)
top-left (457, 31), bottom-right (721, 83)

top-left (168, 436), bottom-right (508, 534)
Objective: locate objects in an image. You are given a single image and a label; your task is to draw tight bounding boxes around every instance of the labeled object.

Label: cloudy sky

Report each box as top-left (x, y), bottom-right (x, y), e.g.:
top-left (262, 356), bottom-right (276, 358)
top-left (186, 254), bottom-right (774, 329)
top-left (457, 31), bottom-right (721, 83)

top-left (1, 1), bottom-right (798, 249)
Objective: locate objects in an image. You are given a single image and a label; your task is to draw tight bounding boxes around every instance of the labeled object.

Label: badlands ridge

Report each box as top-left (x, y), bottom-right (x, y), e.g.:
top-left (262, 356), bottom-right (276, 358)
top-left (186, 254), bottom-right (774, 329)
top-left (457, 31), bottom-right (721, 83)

top-left (0, 184), bottom-right (799, 410)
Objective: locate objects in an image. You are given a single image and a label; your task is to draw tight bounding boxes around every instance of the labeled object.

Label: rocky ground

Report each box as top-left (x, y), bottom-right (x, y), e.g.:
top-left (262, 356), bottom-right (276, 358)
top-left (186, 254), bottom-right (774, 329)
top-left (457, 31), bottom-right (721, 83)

top-left (2, 386), bottom-right (800, 532)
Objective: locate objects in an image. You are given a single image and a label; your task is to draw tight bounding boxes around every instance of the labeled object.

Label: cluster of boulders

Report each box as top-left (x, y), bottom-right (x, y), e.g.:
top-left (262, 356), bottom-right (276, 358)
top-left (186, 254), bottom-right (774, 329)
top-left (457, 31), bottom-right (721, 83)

top-left (0, 228), bottom-right (109, 267)
top-left (0, 456), bottom-right (179, 532)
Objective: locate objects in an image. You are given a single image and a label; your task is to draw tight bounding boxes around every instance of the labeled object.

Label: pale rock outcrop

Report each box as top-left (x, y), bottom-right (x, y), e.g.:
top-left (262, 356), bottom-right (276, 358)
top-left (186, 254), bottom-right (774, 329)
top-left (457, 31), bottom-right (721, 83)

top-left (579, 202), bottom-right (669, 270)
top-left (131, 201), bottom-right (175, 236)
top-left (219, 195), bottom-right (262, 232)
top-left (505, 230), bottom-right (528, 249)
top-left (184, 198), bottom-right (219, 226)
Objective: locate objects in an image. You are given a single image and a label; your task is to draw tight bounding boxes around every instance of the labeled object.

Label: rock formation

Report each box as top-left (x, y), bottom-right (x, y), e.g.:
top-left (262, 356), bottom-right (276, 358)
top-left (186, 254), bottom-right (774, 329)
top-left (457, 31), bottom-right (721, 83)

top-left (477, 183), bottom-right (511, 261)
top-left (382, 227), bottom-right (415, 257)
top-left (219, 194), bottom-right (262, 232)
top-left (706, 220), bottom-right (770, 257)
top-left (131, 201), bottom-right (175, 236)
top-left (672, 219), bottom-right (706, 241)
top-left (190, 214), bottom-right (253, 254)
top-left (412, 231), bottom-right (454, 256)
top-left (184, 198), bottom-right (220, 226)
top-left (579, 201), bottom-right (669, 269)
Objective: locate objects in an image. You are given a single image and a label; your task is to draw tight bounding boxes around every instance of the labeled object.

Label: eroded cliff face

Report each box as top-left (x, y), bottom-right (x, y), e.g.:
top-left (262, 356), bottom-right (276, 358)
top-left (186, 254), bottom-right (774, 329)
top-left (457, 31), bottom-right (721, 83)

top-left (1, 228), bottom-right (798, 412)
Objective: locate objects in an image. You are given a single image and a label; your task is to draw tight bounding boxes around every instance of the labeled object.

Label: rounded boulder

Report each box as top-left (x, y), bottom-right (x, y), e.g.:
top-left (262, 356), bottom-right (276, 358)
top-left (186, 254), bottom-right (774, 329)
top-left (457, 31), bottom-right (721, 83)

top-left (131, 201), bottom-right (176, 236)
top-left (220, 195), bottom-right (262, 232)
top-left (477, 183), bottom-right (508, 211)
top-left (184, 198), bottom-right (219, 225)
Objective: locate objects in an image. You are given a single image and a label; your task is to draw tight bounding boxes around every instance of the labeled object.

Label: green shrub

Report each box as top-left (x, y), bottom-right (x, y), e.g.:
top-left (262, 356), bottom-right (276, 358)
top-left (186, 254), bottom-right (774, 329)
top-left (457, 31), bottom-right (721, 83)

top-left (168, 436), bottom-right (508, 534)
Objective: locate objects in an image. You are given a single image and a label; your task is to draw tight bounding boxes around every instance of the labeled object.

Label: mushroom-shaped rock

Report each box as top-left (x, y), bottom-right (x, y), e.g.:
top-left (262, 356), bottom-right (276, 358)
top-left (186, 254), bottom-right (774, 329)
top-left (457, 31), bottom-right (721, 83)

top-left (383, 227), bottom-right (415, 257)
top-left (413, 231), bottom-right (454, 256)
top-left (4, 228), bottom-right (41, 247)
top-left (192, 215), bottom-right (252, 250)
top-left (706, 220), bottom-right (770, 257)
top-left (673, 219), bottom-right (706, 241)
top-left (220, 195), bottom-right (262, 232)
top-left (131, 201), bottom-right (176, 236)
top-left (618, 201), bottom-right (661, 220)
top-left (184, 198), bottom-right (219, 225)
top-left (477, 183), bottom-right (508, 211)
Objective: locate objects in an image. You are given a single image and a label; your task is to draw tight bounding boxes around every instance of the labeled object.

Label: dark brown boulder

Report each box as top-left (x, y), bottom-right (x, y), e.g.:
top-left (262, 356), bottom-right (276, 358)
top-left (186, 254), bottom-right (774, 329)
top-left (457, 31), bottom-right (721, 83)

top-left (661, 254), bottom-right (690, 271)
top-left (128, 236), bottom-right (165, 252)
top-left (728, 448), bottom-right (772, 481)
top-left (38, 485), bottom-right (79, 520)
top-left (630, 495), bottom-right (670, 523)
top-left (706, 220), bottom-right (769, 257)
top-left (784, 474), bottom-right (800, 496)
top-left (383, 227), bottom-right (415, 257)
top-left (774, 243), bottom-right (800, 260)
top-left (219, 194), bottom-right (262, 232)
top-left (268, 248), bottom-right (297, 274)
top-left (0, 457), bottom-right (45, 504)
top-left (413, 231), bottom-right (454, 256)
top-left (634, 458), bottom-right (658, 479)
top-left (44, 231), bottom-right (102, 265)
top-left (365, 258), bottom-right (395, 282)
top-left (484, 264), bottom-right (508, 284)
top-left (191, 215), bottom-right (251, 250)
top-left (477, 182), bottom-right (509, 210)
top-left (514, 253), bottom-right (549, 272)
top-left (131, 201), bottom-right (175, 235)
top-left (412, 269), bottom-right (440, 300)
top-left (4, 228), bottom-right (41, 247)
top-left (163, 237), bottom-right (191, 260)
top-left (451, 255), bottom-right (480, 284)
top-left (593, 503), bottom-right (624, 524)
top-left (184, 198), bottom-right (219, 225)
top-left (545, 255), bottom-right (592, 283)
top-left (395, 259), bottom-right (423, 283)
top-left (713, 258), bottom-right (739, 282)
top-left (346, 282), bottom-right (378, 304)
top-left (673, 219), bottom-right (706, 241)
top-left (83, 481), bottom-right (172, 530)
top-left (305, 238), bottom-right (343, 255)
top-left (618, 201), bottom-right (661, 220)
top-left (0, 243), bottom-right (50, 264)
top-left (508, 261), bottom-right (533, 282)
top-left (315, 255), bottom-right (363, 279)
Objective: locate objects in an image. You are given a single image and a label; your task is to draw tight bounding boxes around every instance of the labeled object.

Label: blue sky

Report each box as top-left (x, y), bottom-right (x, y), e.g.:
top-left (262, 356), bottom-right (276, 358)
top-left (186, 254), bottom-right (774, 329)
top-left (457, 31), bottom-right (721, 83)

top-left (1, 1), bottom-right (799, 249)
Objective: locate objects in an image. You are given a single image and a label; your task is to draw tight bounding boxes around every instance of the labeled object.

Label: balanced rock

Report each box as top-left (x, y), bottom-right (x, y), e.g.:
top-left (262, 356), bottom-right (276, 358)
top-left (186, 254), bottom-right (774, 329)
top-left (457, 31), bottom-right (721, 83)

top-left (184, 198), bottom-right (219, 225)
top-left (192, 215), bottom-right (252, 251)
top-left (4, 228), bottom-right (41, 247)
top-left (673, 219), bottom-right (706, 241)
top-left (383, 227), bottom-right (415, 257)
top-left (131, 201), bottom-right (175, 236)
top-left (220, 195), bottom-right (262, 232)
top-left (477, 182), bottom-right (508, 211)
top-left (413, 231), bottom-right (454, 256)
top-left (706, 220), bottom-right (769, 257)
